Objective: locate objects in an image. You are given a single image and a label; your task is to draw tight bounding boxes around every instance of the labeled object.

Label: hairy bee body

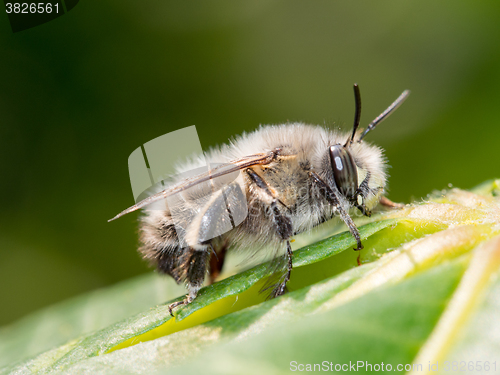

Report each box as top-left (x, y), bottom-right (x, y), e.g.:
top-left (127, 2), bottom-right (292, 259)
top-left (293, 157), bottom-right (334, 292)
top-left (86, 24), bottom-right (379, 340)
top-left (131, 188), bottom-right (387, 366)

top-left (110, 85), bottom-right (409, 314)
top-left (138, 123), bottom-right (387, 305)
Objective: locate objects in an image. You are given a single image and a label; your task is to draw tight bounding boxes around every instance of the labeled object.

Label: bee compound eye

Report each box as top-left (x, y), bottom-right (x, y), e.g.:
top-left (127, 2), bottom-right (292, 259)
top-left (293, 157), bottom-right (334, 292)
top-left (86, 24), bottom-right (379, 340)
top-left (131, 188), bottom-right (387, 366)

top-left (329, 145), bottom-right (358, 198)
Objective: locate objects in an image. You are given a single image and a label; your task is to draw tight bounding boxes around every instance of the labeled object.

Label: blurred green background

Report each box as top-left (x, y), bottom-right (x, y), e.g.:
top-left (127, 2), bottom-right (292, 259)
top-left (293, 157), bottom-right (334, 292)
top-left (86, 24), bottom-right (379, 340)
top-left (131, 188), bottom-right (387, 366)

top-left (1, 1), bottom-right (499, 326)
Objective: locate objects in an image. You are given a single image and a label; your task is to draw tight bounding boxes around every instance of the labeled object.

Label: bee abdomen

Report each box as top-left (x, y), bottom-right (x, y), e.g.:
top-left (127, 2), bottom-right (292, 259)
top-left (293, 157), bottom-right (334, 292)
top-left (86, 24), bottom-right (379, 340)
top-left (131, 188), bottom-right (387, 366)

top-left (139, 218), bottom-right (185, 282)
top-left (156, 246), bottom-right (183, 283)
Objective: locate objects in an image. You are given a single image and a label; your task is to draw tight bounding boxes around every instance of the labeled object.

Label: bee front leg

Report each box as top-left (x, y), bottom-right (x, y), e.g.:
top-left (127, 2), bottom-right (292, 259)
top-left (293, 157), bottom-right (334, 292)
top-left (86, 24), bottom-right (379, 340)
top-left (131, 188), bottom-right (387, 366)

top-left (246, 169), bottom-right (294, 298)
top-left (308, 171), bottom-right (363, 252)
top-left (355, 173), bottom-right (399, 214)
top-left (353, 172), bottom-right (372, 217)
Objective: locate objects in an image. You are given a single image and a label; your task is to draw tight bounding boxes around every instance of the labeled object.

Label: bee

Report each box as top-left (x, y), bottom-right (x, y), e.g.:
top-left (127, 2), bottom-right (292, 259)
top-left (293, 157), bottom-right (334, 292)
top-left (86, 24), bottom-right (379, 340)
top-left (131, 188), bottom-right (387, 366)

top-left (109, 84), bottom-right (409, 315)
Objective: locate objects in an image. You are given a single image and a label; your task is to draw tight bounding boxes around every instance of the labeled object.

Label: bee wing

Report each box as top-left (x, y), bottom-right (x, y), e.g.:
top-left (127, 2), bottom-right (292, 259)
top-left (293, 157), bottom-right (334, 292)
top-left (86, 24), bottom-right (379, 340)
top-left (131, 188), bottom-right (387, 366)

top-left (108, 151), bottom-right (275, 222)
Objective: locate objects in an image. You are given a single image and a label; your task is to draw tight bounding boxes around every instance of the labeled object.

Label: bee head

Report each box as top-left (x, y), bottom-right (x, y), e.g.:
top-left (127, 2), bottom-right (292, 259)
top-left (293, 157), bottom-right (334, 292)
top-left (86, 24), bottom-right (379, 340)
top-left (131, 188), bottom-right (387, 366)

top-left (331, 84), bottom-right (410, 199)
top-left (329, 83), bottom-right (363, 199)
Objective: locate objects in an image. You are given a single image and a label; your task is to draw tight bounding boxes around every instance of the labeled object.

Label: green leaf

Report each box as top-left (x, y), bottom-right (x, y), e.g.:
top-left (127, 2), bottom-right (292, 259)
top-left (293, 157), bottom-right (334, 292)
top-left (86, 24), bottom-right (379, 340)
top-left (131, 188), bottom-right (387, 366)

top-left (0, 272), bottom-right (186, 369)
top-left (1, 180), bottom-right (499, 375)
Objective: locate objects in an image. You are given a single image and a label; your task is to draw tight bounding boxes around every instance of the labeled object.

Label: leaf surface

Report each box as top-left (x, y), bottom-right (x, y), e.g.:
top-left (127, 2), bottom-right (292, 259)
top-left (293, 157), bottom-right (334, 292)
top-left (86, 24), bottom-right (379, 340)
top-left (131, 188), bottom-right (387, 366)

top-left (1, 180), bottom-right (499, 375)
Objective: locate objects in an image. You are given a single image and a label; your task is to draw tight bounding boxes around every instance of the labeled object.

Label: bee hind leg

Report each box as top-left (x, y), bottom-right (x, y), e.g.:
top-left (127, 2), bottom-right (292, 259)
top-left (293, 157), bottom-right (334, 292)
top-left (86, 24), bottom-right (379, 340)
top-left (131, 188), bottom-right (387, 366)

top-left (168, 247), bottom-right (210, 317)
top-left (168, 298), bottom-right (191, 317)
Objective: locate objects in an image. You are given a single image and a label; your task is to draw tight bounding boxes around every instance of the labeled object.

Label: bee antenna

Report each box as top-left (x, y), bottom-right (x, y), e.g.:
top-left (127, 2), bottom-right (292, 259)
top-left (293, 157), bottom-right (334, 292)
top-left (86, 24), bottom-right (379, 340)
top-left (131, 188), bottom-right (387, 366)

top-left (357, 89), bottom-right (410, 142)
top-left (344, 83), bottom-right (361, 147)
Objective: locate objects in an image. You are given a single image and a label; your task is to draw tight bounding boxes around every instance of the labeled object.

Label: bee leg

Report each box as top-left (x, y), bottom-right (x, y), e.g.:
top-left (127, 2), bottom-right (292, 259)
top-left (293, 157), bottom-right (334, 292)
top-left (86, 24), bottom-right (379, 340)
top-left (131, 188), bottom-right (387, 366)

top-left (168, 246), bottom-right (210, 316)
top-left (309, 171), bottom-right (363, 252)
top-left (208, 242), bottom-right (228, 284)
top-left (246, 169), bottom-right (294, 297)
top-left (268, 240), bottom-right (293, 298)
top-left (246, 169), bottom-right (293, 238)
top-left (169, 184), bottom-right (247, 313)
top-left (355, 173), bottom-right (401, 214)
top-left (168, 297), bottom-right (191, 317)
top-left (354, 172), bottom-right (372, 217)
top-left (379, 196), bottom-right (405, 209)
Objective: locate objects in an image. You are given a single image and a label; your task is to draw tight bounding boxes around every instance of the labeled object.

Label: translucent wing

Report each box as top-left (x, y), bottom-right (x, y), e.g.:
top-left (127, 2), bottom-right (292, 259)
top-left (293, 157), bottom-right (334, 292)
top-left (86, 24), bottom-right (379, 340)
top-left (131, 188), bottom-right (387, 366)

top-left (108, 151), bottom-right (275, 222)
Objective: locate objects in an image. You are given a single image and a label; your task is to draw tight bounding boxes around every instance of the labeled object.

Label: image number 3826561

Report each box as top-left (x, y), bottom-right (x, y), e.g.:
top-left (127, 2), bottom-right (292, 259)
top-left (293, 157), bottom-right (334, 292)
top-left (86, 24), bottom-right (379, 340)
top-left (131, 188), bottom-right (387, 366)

top-left (4, 1), bottom-right (81, 33)
top-left (109, 84), bottom-right (410, 316)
